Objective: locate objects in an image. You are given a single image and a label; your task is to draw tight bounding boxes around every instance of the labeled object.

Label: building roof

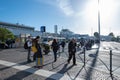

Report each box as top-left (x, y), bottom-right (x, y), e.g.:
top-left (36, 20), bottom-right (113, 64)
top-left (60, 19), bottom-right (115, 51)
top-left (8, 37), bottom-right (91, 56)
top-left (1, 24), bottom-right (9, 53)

top-left (0, 21), bottom-right (34, 30)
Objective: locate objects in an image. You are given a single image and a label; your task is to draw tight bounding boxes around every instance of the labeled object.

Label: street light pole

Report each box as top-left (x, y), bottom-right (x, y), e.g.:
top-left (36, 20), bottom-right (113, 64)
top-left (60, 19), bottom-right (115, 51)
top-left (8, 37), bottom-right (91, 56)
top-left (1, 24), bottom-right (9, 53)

top-left (98, 0), bottom-right (101, 43)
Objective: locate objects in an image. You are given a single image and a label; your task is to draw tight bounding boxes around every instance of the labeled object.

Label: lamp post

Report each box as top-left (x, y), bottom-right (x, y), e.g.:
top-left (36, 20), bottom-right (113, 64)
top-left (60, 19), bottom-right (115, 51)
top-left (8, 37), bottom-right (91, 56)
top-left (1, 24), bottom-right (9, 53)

top-left (98, 0), bottom-right (101, 43)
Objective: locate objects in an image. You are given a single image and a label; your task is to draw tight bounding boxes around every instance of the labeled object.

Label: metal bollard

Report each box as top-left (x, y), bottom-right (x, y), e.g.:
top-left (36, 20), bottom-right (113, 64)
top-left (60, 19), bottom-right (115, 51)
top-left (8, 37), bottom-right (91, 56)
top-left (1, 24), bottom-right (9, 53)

top-left (110, 50), bottom-right (112, 75)
top-left (84, 47), bottom-right (86, 66)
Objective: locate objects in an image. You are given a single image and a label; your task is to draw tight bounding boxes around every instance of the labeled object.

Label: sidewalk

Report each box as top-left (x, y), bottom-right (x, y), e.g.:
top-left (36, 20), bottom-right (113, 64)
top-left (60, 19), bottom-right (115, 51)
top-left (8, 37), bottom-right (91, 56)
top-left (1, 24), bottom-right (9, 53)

top-left (43, 53), bottom-right (120, 80)
top-left (0, 48), bottom-right (120, 80)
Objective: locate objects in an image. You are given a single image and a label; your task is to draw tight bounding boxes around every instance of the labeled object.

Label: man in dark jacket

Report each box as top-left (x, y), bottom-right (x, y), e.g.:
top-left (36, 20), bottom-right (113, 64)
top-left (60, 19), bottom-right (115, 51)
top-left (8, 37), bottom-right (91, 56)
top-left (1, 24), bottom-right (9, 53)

top-left (67, 38), bottom-right (77, 65)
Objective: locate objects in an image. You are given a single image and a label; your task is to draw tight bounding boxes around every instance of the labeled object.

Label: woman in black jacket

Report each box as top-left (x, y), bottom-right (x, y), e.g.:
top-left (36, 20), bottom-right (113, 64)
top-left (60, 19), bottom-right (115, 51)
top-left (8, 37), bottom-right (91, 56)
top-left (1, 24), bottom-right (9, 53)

top-left (51, 39), bottom-right (59, 62)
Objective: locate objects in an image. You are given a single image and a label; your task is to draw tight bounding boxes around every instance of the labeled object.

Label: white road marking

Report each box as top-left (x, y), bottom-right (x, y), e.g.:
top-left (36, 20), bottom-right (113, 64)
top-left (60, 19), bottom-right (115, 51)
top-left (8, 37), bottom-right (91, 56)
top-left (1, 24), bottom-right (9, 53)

top-left (0, 60), bottom-right (83, 80)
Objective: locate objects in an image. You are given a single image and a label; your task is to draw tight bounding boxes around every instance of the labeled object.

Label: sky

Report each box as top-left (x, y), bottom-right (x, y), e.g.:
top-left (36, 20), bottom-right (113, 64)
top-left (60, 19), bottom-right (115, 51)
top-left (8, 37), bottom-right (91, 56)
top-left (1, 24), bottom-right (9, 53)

top-left (0, 0), bottom-right (120, 36)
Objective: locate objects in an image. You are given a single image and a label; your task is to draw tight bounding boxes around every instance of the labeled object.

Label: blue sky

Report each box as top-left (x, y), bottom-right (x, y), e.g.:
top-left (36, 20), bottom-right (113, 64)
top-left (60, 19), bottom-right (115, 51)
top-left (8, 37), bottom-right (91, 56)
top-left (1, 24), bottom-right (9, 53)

top-left (0, 0), bottom-right (120, 36)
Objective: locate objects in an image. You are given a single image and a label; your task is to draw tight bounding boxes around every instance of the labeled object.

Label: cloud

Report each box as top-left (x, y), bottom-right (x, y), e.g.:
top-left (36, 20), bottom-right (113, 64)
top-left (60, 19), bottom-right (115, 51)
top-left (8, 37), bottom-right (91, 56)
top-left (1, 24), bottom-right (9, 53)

top-left (57, 0), bottom-right (74, 16)
top-left (36, 0), bottom-right (84, 17)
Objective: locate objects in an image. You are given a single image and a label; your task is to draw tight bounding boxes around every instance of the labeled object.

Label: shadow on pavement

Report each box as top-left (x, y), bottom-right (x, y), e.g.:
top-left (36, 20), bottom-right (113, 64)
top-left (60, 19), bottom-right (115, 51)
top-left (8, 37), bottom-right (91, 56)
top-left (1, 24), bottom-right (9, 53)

top-left (0, 61), bottom-right (32, 71)
top-left (0, 66), bottom-right (11, 71)
top-left (50, 61), bottom-right (66, 71)
top-left (4, 67), bottom-right (37, 80)
top-left (45, 63), bottom-right (74, 80)
top-left (1, 60), bottom-right (38, 80)
top-left (85, 44), bottom-right (100, 80)
top-left (73, 65), bottom-right (86, 80)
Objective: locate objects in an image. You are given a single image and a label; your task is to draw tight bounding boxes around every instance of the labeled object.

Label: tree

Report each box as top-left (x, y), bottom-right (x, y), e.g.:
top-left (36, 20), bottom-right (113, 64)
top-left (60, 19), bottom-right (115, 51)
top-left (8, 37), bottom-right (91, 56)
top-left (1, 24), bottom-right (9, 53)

top-left (0, 28), bottom-right (14, 42)
top-left (94, 32), bottom-right (99, 39)
top-left (108, 32), bottom-right (114, 37)
top-left (94, 32), bottom-right (100, 43)
top-left (108, 32), bottom-right (116, 41)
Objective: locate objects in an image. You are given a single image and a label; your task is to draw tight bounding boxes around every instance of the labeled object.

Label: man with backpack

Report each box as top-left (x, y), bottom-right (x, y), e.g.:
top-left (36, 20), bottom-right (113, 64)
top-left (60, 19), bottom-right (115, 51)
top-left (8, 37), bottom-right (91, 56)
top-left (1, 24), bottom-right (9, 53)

top-left (26, 36), bottom-right (32, 62)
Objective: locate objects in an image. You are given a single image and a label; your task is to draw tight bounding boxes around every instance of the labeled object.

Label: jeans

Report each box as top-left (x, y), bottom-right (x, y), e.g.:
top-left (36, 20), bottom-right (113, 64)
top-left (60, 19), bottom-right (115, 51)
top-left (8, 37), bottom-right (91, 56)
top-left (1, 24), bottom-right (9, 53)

top-left (27, 47), bottom-right (31, 61)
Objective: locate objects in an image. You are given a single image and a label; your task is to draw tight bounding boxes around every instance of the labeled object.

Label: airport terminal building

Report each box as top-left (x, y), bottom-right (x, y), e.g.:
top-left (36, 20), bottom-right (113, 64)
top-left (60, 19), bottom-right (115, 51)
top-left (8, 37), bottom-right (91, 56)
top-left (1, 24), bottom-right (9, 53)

top-left (0, 21), bottom-right (41, 37)
top-left (0, 21), bottom-right (42, 47)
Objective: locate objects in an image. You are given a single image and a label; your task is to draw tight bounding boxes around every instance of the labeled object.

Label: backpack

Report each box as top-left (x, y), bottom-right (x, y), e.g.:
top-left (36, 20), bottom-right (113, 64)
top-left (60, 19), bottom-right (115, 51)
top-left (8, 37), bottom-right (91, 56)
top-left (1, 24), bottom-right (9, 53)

top-left (24, 41), bottom-right (28, 49)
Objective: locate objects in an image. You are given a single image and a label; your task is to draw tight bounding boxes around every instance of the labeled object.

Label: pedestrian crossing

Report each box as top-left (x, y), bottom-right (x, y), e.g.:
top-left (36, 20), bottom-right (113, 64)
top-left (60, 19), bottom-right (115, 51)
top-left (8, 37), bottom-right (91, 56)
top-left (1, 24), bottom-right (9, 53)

top-left (0, 60), bottom-right (83, 80)
top-left (100, 42), bottom-right (120, 51)
top-left (99, 47), bottom-right (120, 53)
top-left (91, 43), bottom-right (120, 52)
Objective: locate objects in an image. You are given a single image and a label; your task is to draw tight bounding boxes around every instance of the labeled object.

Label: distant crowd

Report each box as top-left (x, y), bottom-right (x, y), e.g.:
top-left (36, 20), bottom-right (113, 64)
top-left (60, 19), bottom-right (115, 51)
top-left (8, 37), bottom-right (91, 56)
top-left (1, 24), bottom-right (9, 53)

top-left (0, 39), bottom-right (16, 49)
top-left (24, 36), bottom-right (95, 69)
top-left (0, 35), bottom-right (95, 69)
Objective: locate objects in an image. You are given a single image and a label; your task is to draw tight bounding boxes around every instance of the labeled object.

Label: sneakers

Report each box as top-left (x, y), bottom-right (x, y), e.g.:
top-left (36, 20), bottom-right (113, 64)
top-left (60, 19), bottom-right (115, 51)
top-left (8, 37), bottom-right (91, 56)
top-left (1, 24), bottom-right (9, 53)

top-left (34, 66), bottom-right (43, 69)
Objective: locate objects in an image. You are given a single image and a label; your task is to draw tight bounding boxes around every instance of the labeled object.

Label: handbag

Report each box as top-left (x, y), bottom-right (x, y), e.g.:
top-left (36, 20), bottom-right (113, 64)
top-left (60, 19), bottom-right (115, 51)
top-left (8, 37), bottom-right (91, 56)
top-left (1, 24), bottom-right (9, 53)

top-left (31, 45), bottom-right (37, 53)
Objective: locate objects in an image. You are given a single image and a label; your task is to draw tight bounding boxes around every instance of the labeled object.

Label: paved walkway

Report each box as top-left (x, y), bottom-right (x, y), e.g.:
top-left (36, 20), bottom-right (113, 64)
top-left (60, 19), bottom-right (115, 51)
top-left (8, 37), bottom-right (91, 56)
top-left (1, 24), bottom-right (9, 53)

top-left (0, 48), bottom-right (120, 80)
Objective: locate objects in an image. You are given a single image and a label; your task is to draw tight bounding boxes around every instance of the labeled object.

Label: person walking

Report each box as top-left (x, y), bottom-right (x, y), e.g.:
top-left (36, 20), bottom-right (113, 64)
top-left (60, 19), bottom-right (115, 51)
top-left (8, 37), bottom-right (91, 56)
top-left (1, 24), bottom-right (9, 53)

top-left (60, 40), bottom-right (66, 52)
top-left (67, 38), bottom-right (77, 65)
top-left (51, 39), bottom-right (59, 62)
top-left (32, 36), bottom-right (43, 68)
top-left (27, 36), bottom-right (32, 62)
